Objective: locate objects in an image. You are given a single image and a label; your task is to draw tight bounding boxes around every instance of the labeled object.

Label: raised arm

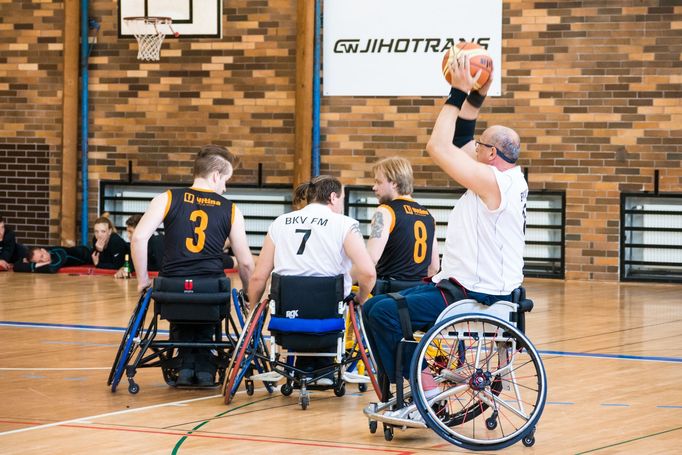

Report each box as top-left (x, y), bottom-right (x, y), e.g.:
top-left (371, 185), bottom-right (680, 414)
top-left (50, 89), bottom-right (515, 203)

top-left (425, 56), bottom-right (499, 208)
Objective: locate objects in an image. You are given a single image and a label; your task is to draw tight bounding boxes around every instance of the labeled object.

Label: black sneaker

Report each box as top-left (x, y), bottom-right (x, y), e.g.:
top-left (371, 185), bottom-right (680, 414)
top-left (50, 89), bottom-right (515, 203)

top-left (176, 369), bottom-right (194, 386)
top-left (195, 372), bottom-right (215, 387)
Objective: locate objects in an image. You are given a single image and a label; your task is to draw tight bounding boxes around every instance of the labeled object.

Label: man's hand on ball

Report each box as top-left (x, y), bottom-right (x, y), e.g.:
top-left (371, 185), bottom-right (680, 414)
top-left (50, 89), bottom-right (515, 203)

top-left (448, 55), bottom-right (481, 93)
top-left (477, 69), bottom-right (494, 96)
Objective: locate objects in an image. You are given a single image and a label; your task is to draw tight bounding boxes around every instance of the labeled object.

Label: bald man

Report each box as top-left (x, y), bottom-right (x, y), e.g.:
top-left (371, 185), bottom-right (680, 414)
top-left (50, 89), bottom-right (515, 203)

top-left (363, 57), bottom-right (528, 407)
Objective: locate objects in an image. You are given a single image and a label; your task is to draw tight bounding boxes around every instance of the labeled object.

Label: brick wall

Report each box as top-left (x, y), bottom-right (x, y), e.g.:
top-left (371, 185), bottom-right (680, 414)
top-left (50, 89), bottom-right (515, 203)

top-left (0, 0), bottom-right (63, 247)
top-left (0, 144), bottom-right (51, 246)
top-left (1, 0), bottom-right (680, 279)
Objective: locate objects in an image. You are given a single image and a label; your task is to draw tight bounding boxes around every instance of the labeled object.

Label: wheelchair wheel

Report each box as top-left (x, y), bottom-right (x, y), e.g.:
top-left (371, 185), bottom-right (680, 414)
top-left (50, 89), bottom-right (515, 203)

top-left (223, 299), bottom-right (269, 404)
top-left (410, 313), bottom-right (547, 451)
top-left (348, 302), bottom-right (383, 401)
top-left (108, 289), bottom-right (152, 392)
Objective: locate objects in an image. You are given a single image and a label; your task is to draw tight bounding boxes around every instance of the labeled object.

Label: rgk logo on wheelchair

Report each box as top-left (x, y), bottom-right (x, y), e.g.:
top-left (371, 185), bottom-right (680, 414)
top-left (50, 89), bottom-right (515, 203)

top-left (184, 279), bottom-right (193, 293)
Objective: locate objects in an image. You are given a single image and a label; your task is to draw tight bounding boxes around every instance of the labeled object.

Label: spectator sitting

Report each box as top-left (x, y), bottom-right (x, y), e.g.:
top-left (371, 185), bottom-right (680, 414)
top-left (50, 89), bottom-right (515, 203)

top-left (0, 216), bottom-right (27, 271)
top-left (91, 216), bottom-right (128, 270)
top-left (14, 245), bottom-right (91, 273)
top-left (114, 214), bottom-right (164, 279)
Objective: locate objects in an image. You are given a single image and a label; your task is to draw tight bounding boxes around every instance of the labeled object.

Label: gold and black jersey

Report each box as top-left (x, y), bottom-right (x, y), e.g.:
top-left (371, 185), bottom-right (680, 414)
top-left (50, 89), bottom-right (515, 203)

top-left (375, 198), bottom-right (435, 281)
top-left (160, 187), bottom-right (234, 277)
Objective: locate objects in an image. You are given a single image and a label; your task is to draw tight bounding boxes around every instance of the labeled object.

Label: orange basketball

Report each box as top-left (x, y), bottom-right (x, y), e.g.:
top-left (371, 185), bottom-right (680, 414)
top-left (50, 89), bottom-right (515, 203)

top-left (442, 42), bottom-right (493, 90)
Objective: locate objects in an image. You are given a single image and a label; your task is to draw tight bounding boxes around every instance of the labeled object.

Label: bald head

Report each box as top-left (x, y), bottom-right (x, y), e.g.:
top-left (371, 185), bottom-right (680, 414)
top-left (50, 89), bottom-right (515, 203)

top-left (485, 125), bottom-right (521, 164)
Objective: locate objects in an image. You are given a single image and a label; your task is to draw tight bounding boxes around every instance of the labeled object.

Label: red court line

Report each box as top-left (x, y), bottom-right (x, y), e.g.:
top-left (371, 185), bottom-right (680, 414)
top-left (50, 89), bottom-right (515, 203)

top-left (0, 420), bottom-right (414, 454)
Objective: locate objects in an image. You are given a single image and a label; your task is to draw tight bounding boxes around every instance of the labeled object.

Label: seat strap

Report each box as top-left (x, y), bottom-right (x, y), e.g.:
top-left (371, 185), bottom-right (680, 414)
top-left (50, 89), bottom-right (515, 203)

top-left (388, 292), bottom-right (414, 341)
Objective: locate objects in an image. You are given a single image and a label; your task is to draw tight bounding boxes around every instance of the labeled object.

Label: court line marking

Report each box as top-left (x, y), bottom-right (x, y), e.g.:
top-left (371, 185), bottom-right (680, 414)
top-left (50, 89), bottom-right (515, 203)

top-left (0, 394), bottom-right (222, 437)
top-left (0, 367), bottom-right (110, 371)
top-left (576, 425), bottom-right (682, 454)
top-left (0, 320), bottom-right (168, 335)
top-left (168, 395), bottom-right (414, 454)
top-left (0, 420), bottom-right (415, 455)
top-left (540, 350), bottom-right (682, 364)
top-left (2, 320), bottom-right (681, 364)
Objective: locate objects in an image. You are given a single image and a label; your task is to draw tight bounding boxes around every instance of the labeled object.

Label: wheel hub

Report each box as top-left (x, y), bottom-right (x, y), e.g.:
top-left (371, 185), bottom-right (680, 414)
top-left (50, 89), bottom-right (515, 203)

top-left (469, 368), bottom-right (492, 391)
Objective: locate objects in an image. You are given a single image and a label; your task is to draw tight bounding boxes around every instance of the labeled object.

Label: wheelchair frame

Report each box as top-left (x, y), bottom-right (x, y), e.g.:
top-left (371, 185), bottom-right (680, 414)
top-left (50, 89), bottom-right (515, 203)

top-left (108, 279), bottom-right (244, 394)
top-left (363, 289), bottom-right (547, 451)
top-left (222, 291), bottom-right (380, 410)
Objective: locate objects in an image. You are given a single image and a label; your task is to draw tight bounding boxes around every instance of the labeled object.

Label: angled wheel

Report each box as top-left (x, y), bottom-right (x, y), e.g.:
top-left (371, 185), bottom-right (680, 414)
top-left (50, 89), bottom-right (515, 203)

top-left (410, 313), bottom-right (547, 451)
top-left (223, 299), bottom-right (269, 404)
top-left (108, 289), bottom-right (152, 392)
top-left (348, 302), bottom-right (383, 401)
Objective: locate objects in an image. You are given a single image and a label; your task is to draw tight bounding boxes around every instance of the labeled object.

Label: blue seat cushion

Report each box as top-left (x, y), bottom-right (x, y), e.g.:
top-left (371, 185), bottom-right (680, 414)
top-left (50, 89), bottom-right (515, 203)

top-left (268, 316), bottom-right (344, 334)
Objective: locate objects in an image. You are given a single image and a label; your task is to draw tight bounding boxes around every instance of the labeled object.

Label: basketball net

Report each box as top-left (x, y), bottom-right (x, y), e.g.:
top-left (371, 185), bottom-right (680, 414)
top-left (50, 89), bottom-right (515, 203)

top-left (124, 17), bottom-right (177, 62)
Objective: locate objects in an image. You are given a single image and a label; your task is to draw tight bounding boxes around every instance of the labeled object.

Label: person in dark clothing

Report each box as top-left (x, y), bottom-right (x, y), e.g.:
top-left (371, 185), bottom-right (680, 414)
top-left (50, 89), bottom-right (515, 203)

top-left (14, 245), bottom-right (91, 273)
top-left (366, 157), bottom-right (440, 293)
top-left (131, 145), bottom-right (254, 387)
top-left (91, 216), bottom-right (128, 270)
top-left (114, 214), bottom-right (164, 279)
top-left (0, 217), bottom-right (26, 271)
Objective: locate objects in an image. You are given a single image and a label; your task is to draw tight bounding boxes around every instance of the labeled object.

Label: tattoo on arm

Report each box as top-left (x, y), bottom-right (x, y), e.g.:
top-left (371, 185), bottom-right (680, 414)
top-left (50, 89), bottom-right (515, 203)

top-left (350, 223), bottom-right (362, 237)
top-left (369, 212), bottom-right (384, 239)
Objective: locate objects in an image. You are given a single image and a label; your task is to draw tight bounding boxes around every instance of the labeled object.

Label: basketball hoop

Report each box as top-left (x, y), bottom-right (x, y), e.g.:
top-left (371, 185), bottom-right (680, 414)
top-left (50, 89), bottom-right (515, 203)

top-left (124, 16), bottom-right (179, 62)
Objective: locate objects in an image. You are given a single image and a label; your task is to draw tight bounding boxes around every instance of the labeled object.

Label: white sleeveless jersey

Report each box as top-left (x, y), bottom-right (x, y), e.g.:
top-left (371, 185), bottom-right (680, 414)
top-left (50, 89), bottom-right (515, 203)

top-left (268, 203), bottom-right (358, 296)
top-left (433, 166), bottom-right (528, 295)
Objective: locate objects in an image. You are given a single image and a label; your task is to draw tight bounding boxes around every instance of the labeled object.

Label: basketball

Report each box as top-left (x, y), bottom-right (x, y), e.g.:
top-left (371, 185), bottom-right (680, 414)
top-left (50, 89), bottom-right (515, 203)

top-left (442, 42), bottom-right (493, 90)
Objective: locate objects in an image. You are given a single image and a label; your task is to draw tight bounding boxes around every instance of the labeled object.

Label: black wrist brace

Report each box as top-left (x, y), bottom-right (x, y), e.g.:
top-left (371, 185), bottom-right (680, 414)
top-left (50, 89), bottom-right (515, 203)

top-left (467, 90), bottom-right (486, 109)
top-left (445, 87), bottom-right (467, 109)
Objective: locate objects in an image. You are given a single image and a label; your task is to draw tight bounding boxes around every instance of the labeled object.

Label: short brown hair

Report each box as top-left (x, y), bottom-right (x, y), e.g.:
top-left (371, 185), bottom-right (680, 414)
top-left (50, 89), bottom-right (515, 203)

top-left (193, 144), bottom-right (240, 179)
top-left (293, 175), bottom-right (343, 205)
top-left (125, 214), bottom-right (143, 228)
top-left (372, 156), bottom-right (414, 196)
top-left (27, 246), bottom-right (42, 262)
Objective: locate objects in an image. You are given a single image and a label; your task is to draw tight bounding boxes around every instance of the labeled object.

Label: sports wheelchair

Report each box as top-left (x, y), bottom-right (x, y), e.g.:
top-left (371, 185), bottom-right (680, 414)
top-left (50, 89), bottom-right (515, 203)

top-left (222, 273), bottom-right (379, 409)
top-left (363, 287), bottom-right (547, 451)
top-left (108, 276), bottom-right (245, 394)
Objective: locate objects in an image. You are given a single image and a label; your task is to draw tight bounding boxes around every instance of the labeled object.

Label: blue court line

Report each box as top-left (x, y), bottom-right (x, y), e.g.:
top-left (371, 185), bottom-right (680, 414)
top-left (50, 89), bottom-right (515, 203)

top-left (656, 405), bottom-right (682, 409)
top-left (2, 320), bottom-right (682, 364)
top-left (538, 349), bottom-right (682, 364)
top-left (0, 320), bottom-right (169, 335)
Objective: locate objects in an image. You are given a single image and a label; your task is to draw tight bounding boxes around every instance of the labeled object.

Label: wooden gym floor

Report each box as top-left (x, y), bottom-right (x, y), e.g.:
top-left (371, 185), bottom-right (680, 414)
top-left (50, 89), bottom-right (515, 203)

top-left (0, 272), bottom-right (680, 454)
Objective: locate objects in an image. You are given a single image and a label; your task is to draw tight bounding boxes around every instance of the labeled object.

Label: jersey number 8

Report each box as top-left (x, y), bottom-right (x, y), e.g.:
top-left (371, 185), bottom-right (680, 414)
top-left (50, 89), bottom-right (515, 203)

top-left (413, 220), bottom-right (427, 264)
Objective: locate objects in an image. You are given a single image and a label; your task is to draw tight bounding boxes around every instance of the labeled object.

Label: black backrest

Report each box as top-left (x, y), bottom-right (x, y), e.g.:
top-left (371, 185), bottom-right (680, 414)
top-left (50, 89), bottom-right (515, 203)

top-left (152, 276), bottom-right (231, 322)
top-left (269, 273), bottom-right (344, 319)
top-left (511, 286), bottom-right (534, 335)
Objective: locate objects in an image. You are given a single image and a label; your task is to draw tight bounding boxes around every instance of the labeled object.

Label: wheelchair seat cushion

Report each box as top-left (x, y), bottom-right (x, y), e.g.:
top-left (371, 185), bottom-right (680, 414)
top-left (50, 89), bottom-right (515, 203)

top-left (268, 317), bottom-right (345, 334)
top-left (152, 276), bottom-right (231, 322)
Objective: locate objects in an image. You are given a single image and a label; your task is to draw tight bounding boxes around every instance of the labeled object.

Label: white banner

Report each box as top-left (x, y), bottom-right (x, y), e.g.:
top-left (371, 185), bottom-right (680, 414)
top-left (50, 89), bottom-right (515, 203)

top-left (323, 0), bottom-right (502, 96)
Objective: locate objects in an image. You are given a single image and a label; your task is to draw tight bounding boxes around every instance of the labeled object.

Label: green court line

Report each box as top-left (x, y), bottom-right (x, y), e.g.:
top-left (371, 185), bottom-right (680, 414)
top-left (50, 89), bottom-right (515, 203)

top-left (576, 425), bottom-right (682, 454)
top-left (171, 395), bottom-right (274, 454)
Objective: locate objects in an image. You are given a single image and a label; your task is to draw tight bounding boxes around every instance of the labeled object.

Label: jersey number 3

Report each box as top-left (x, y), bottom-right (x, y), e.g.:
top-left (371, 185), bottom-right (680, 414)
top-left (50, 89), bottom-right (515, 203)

top-left (186, 210), bottom-right (208, 253)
